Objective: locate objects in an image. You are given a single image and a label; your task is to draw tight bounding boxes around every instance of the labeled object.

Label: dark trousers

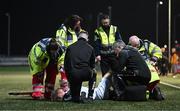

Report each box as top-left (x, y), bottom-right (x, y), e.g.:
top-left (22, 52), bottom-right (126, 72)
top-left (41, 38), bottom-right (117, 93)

top-left (67, 68), bottom-right (92, 102)
top-left (112, 74), bottom-right (148, 101)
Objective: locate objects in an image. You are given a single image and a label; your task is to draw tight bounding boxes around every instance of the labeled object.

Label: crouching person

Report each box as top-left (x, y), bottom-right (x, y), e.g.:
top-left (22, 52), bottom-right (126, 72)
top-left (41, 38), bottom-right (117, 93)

top-left (111, 41), bottom-right (164, 101)
top-left (64, 31), bottom-right (96, 103)
top-left (28, 38), bottom-right (65, 99)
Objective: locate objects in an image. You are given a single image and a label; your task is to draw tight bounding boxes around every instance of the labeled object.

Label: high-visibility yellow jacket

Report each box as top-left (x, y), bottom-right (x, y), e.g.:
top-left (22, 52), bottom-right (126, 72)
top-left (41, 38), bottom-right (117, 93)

top-left (139, 40), bottom-right (162, 61)
top-left (28, 38), bottom-right (64, 75)
top-left (56, 24), bottom-right (85, 49)
top-left (146, 61), bottom-right (160, 83)
top-left (94, 25), bottom-right (117, 55)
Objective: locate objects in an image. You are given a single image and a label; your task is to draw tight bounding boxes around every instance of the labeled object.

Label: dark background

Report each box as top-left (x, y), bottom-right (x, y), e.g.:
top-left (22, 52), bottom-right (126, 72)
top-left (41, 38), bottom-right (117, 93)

top-left (0, 0), bottom-right (180, 56)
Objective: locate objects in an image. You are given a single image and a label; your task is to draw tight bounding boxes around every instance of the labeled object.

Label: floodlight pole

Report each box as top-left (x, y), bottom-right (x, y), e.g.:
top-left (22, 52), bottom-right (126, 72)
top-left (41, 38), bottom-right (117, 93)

top-left (156, 1), bottom-right (163, 45)
top-left (156, 1), bottom-right (159, 45)
top-left (168, 0), bottom-right (171, 62)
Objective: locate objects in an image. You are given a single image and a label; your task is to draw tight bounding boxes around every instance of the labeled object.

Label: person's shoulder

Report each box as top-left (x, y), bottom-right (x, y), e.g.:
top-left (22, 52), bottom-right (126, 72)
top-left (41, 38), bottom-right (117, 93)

top-left (94, 27), bottom-right (101, 32)
top-left (80, 29), bottom-right (86, 32)
top-left (111, 24), bottom-right (117, 27)
top-left (126, 45), bottom-right (138, 51)
top-left (66, 44), bottom-right (73, 50)
top-left (111, 25), bottom-right (118, 28)
top-left (121, 46), bottom-right (137, 55)
top-left (143, 39), bottom-right (151, 44)
top-left (120, 48), bottom-right (129, 55)
top-left (87, 43), bottom-right (94, 50)
top-left (57, 24), bottom-right (67, 32)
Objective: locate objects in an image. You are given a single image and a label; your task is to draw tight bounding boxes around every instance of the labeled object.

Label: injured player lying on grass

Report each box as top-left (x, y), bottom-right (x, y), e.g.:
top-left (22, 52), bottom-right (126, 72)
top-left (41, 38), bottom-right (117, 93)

top-left (51, 72), bottom-right (111, 101)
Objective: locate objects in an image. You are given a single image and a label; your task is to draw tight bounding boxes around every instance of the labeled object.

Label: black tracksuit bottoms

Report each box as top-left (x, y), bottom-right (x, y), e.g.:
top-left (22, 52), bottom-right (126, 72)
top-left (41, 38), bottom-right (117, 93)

top-left (67, 68), bottom-right (92, 102)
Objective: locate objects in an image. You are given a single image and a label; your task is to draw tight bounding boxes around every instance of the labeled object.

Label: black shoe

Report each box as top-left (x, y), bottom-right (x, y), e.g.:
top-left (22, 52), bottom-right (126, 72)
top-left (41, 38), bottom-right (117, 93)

top-left (80, 91), bottom-right (86, 100)
top-left (150, 86), bottom-right (165, 101)
top-left (81, 97), bottom-right (93, 103)
top-left (87, 96), bottom-right (93, 102)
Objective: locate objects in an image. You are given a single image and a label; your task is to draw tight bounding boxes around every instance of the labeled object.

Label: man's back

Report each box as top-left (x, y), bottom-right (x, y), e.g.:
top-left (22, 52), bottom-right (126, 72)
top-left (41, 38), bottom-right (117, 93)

top-left (118, 46), bottom-right (151, 85)
top-left (64, 39), bottom-right (95, 73)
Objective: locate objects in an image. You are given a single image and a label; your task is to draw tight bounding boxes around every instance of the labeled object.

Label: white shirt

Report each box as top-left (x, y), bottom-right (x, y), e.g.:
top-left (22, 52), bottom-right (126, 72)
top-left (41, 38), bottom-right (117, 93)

top-left (80, 77), bottom-right (108, 100)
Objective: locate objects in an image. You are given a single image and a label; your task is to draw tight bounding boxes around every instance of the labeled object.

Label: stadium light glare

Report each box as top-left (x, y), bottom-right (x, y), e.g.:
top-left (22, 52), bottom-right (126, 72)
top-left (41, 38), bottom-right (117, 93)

top-left (159, 1), bottom-right (163, 5)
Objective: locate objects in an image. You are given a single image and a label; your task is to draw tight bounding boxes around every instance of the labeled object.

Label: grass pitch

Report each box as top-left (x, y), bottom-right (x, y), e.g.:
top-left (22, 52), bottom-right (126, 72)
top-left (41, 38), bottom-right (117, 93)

top-left (0, 66), bottom-right (180, 110)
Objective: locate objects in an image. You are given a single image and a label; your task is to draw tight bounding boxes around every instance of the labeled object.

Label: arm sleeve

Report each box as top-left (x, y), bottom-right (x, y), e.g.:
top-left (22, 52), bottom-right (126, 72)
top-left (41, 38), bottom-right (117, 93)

top-left (117, 50), bottom-right (128, 71)
top-left (90, 48), bottom-right (96, 69)
top-left (115, 27), bottom-right (122, 41)
top-left (149, 42), bottom-right (162, 61)
top-left (56, 29), bottom-right (67, 49)
top-left (93, 77), bottom-right (109, 100)
top-left (33, 46), bottom-right (45, 64)
top-left (58, 52), bottom-right (65, 66)
top-left (64, 48), bottom-right (71, 73)
top-left (94, 32), bottom-right (101, 56)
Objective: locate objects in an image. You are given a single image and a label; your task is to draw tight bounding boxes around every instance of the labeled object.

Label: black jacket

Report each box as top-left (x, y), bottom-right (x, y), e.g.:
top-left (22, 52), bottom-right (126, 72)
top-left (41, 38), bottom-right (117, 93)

top-left (64, 38), bottom-right (95, 74)
top-left (116, 45), bottom-right (151, 85)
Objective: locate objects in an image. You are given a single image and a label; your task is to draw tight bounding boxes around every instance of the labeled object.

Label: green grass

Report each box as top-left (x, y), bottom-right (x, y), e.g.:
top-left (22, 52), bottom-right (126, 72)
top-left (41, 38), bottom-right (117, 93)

top-left (0, 67), bottom-right (180, 110)
top-left (160, 74), bottom-right (180, 87)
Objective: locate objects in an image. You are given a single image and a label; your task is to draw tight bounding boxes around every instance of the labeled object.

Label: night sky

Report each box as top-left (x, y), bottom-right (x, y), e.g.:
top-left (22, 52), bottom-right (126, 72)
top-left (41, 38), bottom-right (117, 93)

top-left (0, 0), bottom-right (180, 56)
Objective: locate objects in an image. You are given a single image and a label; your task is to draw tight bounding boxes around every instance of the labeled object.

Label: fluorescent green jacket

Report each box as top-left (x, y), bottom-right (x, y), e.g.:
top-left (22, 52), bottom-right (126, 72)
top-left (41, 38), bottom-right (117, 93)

top-left (94, 25), bottom-right (117, 55)
top-left (95, 25), bottom-right (117, 47)
top-left (28, 38), bottom-right (64, 75)
top-left (146, 61), bottom-right (160, 83)
top-left (139, 40), bottom-right (162, 61)
top-left (56, 24), bottom-right (85, 49)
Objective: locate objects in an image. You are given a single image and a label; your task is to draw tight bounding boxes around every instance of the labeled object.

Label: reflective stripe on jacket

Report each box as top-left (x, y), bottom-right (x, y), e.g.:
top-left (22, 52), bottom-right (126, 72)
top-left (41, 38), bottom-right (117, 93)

top-left (139, 40), bottom-right (162, 61)
top-left (56, 25), bottom-right (84, 49)
top-left (146, 61), bottom-right (160, 83)
top-left (28, 38), bottom-right (64, 75)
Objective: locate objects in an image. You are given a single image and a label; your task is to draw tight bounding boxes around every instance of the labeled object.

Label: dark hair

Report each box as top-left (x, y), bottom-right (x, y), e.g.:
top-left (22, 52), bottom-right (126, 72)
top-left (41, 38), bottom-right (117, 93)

top-left (48, 38), bottom-right (59, 50)
top-left (51, 88), bottom-right (63, 101)
top-left (64, 14), bottom-right (83, 28)
top-left (100, 14), bottom-right (110, 20)
top-left (46, 38), bottom-right (60, 54)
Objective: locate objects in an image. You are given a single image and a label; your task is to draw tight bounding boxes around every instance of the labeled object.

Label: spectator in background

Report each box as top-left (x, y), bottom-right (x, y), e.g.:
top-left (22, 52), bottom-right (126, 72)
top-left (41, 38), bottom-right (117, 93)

top-left (171, 48), bottom-right (179, 78)
top-left (174, 40), bottom-right (180, 56)
top-left (158, 47), bottom-right (169, 76)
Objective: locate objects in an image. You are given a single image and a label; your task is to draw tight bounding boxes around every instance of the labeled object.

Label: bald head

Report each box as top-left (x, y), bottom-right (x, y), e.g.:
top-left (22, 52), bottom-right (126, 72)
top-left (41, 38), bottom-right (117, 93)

top-left (78, 31), bottom-right (89, 41)
top-left (128, 35), bottom-right (140, 48)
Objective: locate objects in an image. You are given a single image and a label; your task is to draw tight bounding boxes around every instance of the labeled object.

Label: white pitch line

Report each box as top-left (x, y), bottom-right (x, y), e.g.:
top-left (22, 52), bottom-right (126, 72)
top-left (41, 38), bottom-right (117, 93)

top-left (160, 81), bottom-right (180, 89)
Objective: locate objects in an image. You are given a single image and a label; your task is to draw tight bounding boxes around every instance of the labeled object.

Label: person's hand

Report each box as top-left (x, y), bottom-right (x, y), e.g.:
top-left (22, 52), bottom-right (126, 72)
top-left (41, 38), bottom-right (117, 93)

top-left (149, 60), bottom-right (156, 66)
top-left (96, 55), bottom-right (101, 62)
top-left (59, 65), bottom-right (64, 73)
